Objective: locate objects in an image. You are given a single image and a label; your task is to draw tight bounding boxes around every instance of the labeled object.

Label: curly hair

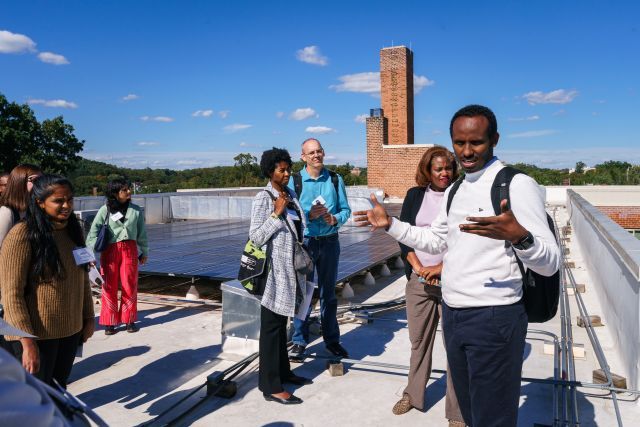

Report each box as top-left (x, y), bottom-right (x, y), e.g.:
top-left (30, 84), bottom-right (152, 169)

top-left (449, 104), bottom-right (498, 139)
top-left (259, 147), bottom-right (292, 179)
top-left (415, 146), bottom-right (459, 187)
top-left (26, 174), bottom-right (85, 281)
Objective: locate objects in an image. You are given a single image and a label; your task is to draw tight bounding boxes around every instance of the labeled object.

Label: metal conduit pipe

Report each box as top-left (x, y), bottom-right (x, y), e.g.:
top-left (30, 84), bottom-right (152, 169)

top-left (528, 329), bottom-right (562, 425)
top-left (555, 211), bottom-right (581, 426)
top-left (563, 255), bottom-right (626, 425)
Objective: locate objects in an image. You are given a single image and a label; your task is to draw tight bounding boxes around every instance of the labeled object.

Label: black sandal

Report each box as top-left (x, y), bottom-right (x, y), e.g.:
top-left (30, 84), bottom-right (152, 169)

top-left (104, 326), bottom-right (117, 335)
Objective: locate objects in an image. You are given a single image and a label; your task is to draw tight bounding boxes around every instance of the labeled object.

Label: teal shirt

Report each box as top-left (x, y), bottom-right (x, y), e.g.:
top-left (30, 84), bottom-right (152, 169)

top-left (85, 203), bottom-right (149, 256)
top-left (287, 167), bottom-right (351, 237)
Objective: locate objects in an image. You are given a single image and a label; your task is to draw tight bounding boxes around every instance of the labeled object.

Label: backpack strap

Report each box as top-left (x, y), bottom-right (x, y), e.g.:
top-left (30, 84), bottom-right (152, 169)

top-left (490, 166), bottom-right (527, 266)
top-left (490, 166), bottom-right (521, 215)
top-left (445, 177), bottom-right (464, 215)
top-left (328, 170), bottom-right (340, 197)
top-left (292, 173), bottom-right (303, 199)
top-left (293, 169), bottom-right (340, 200)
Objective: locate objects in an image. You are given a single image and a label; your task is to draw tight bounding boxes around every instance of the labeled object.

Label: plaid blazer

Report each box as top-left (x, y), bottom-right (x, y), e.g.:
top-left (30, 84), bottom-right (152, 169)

top-left (249, 182), bottom-right (306, 317)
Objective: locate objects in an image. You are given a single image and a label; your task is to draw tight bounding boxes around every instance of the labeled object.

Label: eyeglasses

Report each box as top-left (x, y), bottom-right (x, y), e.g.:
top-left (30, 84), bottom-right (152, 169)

top-left (304, 149), bottom-right (324, 156)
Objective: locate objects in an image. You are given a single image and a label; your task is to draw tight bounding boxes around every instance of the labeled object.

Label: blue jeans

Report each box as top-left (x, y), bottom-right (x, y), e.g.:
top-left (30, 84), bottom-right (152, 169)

top-left (292, 233), bottom-right (340, 347)
top-left (442, 299), bottom-right (528, 427)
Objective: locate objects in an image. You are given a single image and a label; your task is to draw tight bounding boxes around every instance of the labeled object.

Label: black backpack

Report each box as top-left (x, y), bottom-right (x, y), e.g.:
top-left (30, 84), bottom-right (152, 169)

top-left (446, 166), bottom-right (560, 323)
top-left (292, 170), bottom-right (340, 200)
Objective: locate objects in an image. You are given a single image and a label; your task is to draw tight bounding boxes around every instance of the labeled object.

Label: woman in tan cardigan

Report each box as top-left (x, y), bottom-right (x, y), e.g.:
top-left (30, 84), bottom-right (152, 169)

top-left (0, 174), bottom-right (95, 388)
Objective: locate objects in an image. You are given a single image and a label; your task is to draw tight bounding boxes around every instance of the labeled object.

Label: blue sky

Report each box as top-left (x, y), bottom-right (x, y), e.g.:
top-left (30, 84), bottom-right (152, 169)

top-left (1, 1), bottom-right (639, 169)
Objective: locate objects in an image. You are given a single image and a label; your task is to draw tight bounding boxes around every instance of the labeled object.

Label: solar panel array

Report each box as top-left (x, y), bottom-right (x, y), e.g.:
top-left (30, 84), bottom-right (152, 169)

top-left (140, 219), bottom-right (400, 282)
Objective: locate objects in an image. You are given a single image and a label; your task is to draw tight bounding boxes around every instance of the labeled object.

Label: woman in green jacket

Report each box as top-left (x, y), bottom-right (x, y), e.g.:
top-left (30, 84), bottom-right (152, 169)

top-left (86, 178), bottom-right (148, 335)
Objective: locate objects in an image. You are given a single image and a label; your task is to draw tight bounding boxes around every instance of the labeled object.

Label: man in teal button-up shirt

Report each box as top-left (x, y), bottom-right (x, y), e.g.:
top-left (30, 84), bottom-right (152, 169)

top-left (288, 138), bottom-right (351, 360)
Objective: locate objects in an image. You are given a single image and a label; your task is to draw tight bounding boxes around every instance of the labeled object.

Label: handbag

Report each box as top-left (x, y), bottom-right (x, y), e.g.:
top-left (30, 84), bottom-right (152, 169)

top-left (238, 239), bottom-right (272, 295)
top-left (281, 204), bottom-right (314, 276)
top-left (263, 189), bottom-right (314, 275)
top-left (93, 206), bottom-right (111, 253)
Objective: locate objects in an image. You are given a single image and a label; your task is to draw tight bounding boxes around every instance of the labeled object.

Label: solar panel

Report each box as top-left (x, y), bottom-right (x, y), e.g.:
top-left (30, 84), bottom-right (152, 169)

top-left (139, 220), bottom-right (400, 282)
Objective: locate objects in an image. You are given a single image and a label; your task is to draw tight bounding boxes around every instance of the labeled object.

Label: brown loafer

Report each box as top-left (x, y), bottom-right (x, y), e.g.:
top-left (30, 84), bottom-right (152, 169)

top-left (392, 394), bottom-right (413, 415)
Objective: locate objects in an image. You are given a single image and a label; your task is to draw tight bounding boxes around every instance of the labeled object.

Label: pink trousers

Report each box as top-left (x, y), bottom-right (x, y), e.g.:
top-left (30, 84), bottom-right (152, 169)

top-left (99, 240), bottom-right (139, 326)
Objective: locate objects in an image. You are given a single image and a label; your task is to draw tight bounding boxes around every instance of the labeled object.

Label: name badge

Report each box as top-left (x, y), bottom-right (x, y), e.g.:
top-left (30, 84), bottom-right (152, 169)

top-left (110, 212), bottom-right (124, 221)
top-left (312, 195), bottom-right (326, 206)
top-left (73, 247), bottom-right (96, 265)
top-left (287, 208), bottom-right (300, 221)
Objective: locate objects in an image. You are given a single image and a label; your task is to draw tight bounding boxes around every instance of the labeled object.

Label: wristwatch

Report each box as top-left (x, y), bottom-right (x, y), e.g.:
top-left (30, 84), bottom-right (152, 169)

top-left (512, 231), bottom-right (535, 250)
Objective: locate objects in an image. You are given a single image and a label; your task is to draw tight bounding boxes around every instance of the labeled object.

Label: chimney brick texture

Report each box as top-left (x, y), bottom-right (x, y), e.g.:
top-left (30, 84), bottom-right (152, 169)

top-left (380, 46), bottom-right (414, 146)
top-left (367, 116), bottom-right (432, 198)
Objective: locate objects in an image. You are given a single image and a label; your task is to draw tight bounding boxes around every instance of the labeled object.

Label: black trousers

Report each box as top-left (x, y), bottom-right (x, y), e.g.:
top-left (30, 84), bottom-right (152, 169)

top-left (259, 305), bottom-right (293, 394)
top-left (10, 332), bottom-right (81, 389)
top-left (442, 300), bottom-right (527, 427)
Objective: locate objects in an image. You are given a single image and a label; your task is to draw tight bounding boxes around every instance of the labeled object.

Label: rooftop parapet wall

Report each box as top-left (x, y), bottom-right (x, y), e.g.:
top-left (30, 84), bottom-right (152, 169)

top-left (567, 190), bottom-right (640, 389)
top-left (546, 186), bottom-right (640, 206)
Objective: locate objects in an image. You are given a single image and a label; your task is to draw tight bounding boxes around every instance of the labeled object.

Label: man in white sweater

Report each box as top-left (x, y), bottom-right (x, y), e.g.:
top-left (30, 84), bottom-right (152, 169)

top-left (355, 105), bottom-right (561, 426)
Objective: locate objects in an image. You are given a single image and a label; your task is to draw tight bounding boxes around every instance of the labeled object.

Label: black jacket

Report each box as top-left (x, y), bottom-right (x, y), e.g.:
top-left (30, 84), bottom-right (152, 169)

top-left (398, 186), bottom-right (428, 279)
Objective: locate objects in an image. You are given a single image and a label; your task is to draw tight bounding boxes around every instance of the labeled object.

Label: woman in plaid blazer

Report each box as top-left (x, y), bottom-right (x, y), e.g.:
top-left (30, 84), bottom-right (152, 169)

top-left (250, 148), bottom-right (311, 405)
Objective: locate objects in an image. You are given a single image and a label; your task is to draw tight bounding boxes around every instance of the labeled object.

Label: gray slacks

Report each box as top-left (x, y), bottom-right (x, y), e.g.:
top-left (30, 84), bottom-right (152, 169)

top-left (404, 273), bottom-right (463, 422)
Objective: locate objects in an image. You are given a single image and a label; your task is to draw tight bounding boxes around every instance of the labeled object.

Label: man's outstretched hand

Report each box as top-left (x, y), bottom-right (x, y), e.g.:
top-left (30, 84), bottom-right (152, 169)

top-left (353, 194), bottom-right (391, 231)
top-left (459, 199), bottom-right (528, 243)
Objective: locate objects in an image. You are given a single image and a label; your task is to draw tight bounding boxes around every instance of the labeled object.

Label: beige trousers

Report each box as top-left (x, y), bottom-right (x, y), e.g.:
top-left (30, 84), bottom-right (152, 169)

top-left (404, 273), bottom-right (463, 422)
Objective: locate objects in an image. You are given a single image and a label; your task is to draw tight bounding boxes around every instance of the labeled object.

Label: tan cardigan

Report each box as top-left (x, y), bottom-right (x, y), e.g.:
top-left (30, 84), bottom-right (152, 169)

top-left (0, 222), bottom-right (94, 341)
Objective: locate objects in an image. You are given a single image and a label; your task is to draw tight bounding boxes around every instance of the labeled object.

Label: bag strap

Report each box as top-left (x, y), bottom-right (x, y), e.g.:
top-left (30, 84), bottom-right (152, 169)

top-left (102, 204), bottom-right (110, 226)
top-left (292, 170), bottom-right (340, 200)
top-left (489, 166), bottom-right (528, 276)
top-left (445, 177), bottom-right (464, 215)
top-left (265, 189), bottom-right (303, 244)
top-left (292, 174), bottom-right (303, 199)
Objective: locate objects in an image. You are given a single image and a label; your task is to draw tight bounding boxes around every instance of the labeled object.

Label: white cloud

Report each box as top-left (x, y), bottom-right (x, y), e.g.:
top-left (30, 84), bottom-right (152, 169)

top-left (522, 89), bottom-right (579, 105)
top-left (305, 126), bottom-right (335, 134)
top-left (508, 115), bottom-right (540, 122)
top-left (413, 74), bottom-right (435, 93)
top-left (296, 45), bottom-right (328, 66)
top-left (354, 114), bottom-right (367, 123)
top-left (330, 72), bottom-right (379, 94)
top-left (177, 160), bottom-right (203, 166)
top-left (218, 110), bottom-right (230, 119)
top-left (276, 111), bottom-right (285, 119)
top-left (140, 116), bottom-right (174, 122)
top-left (122, 94), bottom-right (139, 101)
top-left (432, 130), bottom-right (443, 135)
top-left (330, 72), bottom-right (433, 95)
top-left (0, 30), bottom-right (36, 54)
top-left (239, 142), bottom-right (247, 146)
top-left (289, 108), bottom-right (318, 121)
top-left (553, 109), bottom-right (566, 116)
top-left (37, 51), bottom-right (69, 65)
top-left (28, 98), bottom-right (77, 109)
top-left (224, 123), bottom-right (252, 133)
top-left (507, 129), bottom-right (557, 138)
top-left (137, 141), bottom-right (159, 146)
top-left (83, 149), bottom-right (367, 170)
top-left (192, 109), bottom-right (214, 117)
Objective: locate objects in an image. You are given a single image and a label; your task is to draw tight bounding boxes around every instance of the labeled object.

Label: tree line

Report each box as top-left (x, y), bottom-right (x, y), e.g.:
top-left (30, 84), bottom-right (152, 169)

top-left (1, 91), bottom-right (639, 196)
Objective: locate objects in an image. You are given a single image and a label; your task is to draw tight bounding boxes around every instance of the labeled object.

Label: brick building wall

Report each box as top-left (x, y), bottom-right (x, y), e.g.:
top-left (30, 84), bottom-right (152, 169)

top-left (380, 46), bottom-right (414, 146)
top-left (367, 115), bottom-right (432, 198)
top-left (596, 206), bottom-right (640, 229)
top-left (367, 46), bottom-right (432, 198)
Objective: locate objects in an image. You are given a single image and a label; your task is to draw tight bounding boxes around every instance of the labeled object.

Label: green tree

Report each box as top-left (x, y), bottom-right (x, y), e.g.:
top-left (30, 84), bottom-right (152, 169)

top-left (574, 161), bottom-right (586, 174)
top-left (0, 93), bottom-right (84, 174)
